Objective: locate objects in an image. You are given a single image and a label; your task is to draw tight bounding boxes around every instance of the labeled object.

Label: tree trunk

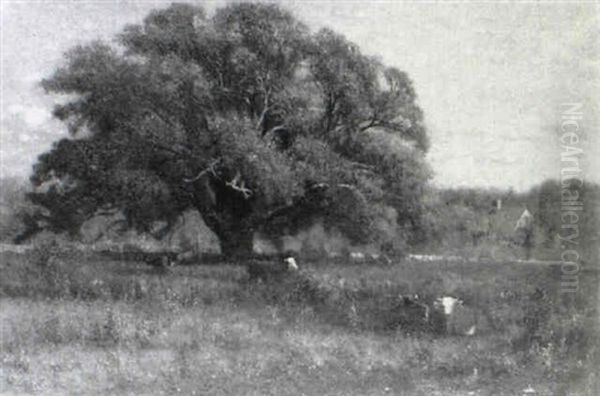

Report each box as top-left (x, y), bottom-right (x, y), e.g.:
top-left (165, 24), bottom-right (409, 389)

top-left (196, 211), bottom-right (255, 257)
top-left (192, 202), bottom-right (255, 258)
top-left (191, 175), bottom-right (257, 258)
top-left (195, 207), bottom-right (255, 257)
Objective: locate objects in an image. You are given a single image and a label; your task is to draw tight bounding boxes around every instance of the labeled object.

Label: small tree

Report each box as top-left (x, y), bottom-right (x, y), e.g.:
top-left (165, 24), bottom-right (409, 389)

top-left (23, 3), bottom-right (431, 256)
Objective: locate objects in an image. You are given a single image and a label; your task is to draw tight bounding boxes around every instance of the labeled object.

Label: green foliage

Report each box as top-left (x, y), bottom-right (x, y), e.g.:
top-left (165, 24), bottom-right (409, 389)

top-left (28, 3), bottom-right (430, 253)
top-left (414, 181), bottom-right (599, 263)
top-left (0, 178), bottom-right (34, 242)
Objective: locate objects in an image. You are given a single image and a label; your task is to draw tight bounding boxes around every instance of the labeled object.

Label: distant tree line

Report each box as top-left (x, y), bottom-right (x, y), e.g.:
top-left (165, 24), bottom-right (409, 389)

top-left (415, 181), bottom-right (599, 263)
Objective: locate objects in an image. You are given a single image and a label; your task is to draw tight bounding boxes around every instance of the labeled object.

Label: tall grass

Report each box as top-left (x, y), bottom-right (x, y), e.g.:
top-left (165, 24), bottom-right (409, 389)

top-left (0, 246), bottom-right (598, 395)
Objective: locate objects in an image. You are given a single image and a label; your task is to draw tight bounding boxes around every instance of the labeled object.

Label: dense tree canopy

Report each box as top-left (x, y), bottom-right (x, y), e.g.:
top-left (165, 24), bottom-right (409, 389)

top-left (24, 3), bottom-right (431, 255)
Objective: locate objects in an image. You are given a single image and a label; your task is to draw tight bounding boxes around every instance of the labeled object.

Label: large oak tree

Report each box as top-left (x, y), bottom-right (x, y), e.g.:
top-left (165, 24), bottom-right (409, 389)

top-left (24, 3), bottom-right (431, 256)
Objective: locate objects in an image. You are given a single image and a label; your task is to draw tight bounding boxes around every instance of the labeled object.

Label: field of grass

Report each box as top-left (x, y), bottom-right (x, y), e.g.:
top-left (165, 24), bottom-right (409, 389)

top-left (0, 244), bottom-right (598, 395)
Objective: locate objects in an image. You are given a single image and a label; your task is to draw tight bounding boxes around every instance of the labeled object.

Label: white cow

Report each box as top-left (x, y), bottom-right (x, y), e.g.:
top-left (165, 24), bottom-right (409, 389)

top-left (432, 296), bottom-right (477, 336)
top-left (284, 256), bottom-right (298, 271)
top-left (434, 296), bottom-right (463, 315)
top-left (247, 256), bottom-right (298, 282)
top-left (349, 252), bottom-right (365, 261)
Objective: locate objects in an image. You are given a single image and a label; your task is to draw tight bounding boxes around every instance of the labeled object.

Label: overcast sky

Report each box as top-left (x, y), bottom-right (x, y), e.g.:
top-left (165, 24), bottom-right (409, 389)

top-left (1, 0), bottom-right (598, 191)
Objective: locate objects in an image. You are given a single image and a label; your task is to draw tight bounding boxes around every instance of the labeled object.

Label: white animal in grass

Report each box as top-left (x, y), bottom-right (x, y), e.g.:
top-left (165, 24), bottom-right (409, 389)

top-left (247, 256), bottom-right (298, 281)
top-left (432, 296), bottom-right (477, 336)
top-left (349, 252), bottom-right (365, 261)
top-left (434, 296), bottom-right (462, 315)
top-left (284, 256), bottom-right (298, 271)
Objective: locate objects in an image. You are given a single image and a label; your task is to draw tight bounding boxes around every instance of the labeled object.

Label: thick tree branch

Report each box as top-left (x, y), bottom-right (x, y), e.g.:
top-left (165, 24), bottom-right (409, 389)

top-left (95, 209), bottom-right (120, 217)
top-left (347, 160), bottom-right (375, 172)
top-left (91, 218), bottom-right (128, 243)
top-left (111, 131), bottom-right (191, 160)
top-left (264, 125), bottom-right (286, 138)
top-left (226, 171), bottom-right (253, 199)
top-left (183, 158), bottom-right (222, 183)
top-left (359, 118), bottom-right (383, 132)
top-left (256, 78), bottom-right (272, 134)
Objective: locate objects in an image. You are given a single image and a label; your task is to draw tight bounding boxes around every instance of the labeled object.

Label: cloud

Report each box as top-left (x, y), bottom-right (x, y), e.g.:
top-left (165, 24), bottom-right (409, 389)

top-left (0, 108), bottom-right (66, 178)
top-left (1, 1), bottom-right (598, 189)
top-left (5, 104), bottom-right (50, 127)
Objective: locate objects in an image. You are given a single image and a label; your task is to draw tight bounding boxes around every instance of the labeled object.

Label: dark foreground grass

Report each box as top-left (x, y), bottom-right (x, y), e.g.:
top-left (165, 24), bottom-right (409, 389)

top-left (0, 246), bottom-right (598, 395)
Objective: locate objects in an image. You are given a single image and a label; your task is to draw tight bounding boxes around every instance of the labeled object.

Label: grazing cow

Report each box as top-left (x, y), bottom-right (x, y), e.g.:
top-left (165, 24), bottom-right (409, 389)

top-left (434, 296), bottom-right (462, 315)
top-left (247, 256), bottom-right (298, 282)
top-left (431, 296), bottom-right (478, 336)
top-left (349, 252), bottom-right (365, 261)
top-left (284, 256), bottom-right (298, 271)
top-left (431, 296), bottom-right (461, 334)
top-left (464, 325), bottom-right (477, 336)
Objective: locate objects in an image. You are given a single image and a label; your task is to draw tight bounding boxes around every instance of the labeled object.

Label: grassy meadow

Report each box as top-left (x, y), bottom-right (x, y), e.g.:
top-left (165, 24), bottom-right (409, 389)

top-left (0, 244), bottom-right (598, 395)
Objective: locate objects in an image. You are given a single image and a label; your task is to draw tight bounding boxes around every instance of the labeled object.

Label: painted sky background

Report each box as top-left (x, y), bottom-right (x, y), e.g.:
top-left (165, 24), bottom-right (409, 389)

top-left (1, 1), bottom-right (598, 191)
